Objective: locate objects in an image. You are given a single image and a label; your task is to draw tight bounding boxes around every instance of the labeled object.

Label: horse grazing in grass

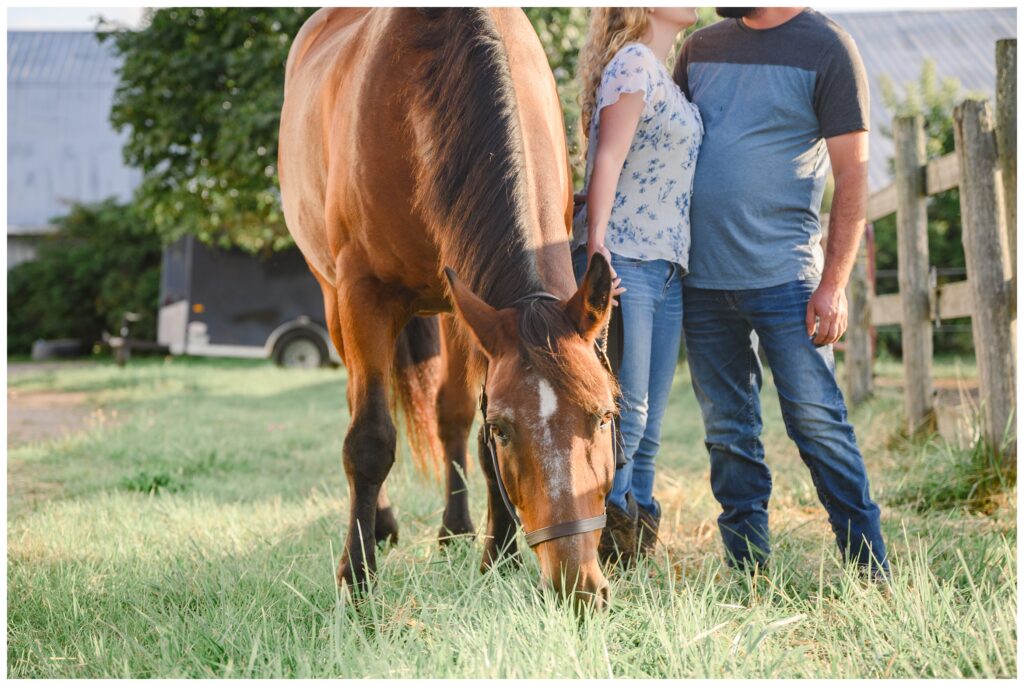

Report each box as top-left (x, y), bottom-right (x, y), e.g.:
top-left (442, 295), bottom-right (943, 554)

top-left (279, 7), bottom-right (617, 607)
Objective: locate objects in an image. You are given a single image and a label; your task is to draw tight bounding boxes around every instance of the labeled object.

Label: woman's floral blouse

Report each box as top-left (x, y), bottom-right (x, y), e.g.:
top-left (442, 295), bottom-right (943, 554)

top-left (573, 42), bottom-right (704, 270)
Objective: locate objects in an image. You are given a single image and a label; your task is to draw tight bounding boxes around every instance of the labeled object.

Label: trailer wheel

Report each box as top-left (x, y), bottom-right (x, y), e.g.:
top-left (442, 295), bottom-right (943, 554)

top-left (273, 329), bottom-right (328, 369)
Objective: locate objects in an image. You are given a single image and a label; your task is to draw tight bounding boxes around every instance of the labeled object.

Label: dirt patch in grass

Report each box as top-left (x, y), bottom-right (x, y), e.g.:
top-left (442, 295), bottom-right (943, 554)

top-left (7, 460), bottom-right (64, 514)
top-left (7, 387), bottom-right (120, 514)
top-left (7, 389), bottom-right (94, 448)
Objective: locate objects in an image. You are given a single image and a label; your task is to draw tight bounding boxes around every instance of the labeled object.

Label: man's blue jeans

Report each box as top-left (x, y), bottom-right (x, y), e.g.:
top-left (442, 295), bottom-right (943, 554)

top-left (683, 279), bottom-right (888, 572)
top-left (573, 248), bottom-right (683, 516)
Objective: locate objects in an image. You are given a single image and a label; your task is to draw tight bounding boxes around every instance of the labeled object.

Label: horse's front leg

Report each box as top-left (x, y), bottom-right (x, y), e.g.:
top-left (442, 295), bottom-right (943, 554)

top-left (313, 269), bottom-right (399, 549)
top-left (374, 485), bottom-right (399, 546)
top-left (437, 316), bottom-right (476, 543)
top-left (335, 275), bottom-right (406, 592)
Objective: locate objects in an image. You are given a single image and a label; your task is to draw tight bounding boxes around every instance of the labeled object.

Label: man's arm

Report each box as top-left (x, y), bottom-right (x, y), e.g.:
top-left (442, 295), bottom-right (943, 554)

top-left (806, 130), bottom-right (868, 345)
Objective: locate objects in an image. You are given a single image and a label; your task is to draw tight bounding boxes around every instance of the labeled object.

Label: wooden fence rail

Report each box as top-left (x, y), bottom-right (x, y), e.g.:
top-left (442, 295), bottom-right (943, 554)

top-left (830, 39), bottom-right (1016, 456)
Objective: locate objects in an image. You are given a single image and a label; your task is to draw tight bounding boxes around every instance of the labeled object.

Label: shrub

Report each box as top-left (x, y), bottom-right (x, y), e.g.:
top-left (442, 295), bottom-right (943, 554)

top-left (7, 199), bottom-right (162, 355)
top-left (888, 430), bottom-right (1016, 514)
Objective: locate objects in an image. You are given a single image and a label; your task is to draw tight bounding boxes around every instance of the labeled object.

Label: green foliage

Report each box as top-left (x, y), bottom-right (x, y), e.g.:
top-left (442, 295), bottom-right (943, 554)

top-left (873, 61), bottom-right (983, 355)
top-left (6, 200), bottom-right (162, 355)
top-left (120, 471), bottom-right (180, 495)
top-left (889, 424), bottom-right (1015, 514)
top-left (878, 60), bottom-right (964, 159)
top-left (100, 8), bottom-right (316, 253)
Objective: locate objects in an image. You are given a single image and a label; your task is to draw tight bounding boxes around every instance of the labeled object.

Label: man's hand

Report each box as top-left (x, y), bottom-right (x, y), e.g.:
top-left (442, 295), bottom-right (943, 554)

top-left (806, 281), bottom-right (848, 345)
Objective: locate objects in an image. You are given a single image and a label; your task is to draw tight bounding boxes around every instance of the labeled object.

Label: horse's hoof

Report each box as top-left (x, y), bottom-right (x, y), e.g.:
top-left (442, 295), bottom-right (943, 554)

top-left (374, 506), bottom-right (399, 547)
top-left (337, 555), bottom-right (374, 594)
top-left (438, 517), bottom-right (475, 546)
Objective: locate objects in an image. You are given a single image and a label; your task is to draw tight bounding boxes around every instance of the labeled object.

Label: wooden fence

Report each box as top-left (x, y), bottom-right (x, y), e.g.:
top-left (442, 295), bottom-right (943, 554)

top-left (830, 39), bottom-right (1016, 455)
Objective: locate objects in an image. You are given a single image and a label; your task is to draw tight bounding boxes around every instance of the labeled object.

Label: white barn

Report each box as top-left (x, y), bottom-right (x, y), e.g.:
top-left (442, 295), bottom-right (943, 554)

top-left (7, 31), bottom-right (141, 269)
top-left (829, 8), bottom-right (1015, 191)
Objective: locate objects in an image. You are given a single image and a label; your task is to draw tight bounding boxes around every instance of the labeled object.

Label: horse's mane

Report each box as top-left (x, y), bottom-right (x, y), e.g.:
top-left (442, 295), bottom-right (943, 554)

top-left (410, 9), bottom-right (613, 413)
top-left (410, 8), bottom-right (542, 310)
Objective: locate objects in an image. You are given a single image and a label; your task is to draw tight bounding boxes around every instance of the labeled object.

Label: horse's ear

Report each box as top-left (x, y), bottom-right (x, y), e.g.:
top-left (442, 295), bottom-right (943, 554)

top-left (444, 267), bottom-right (504, 357)
top-left (565, 252), bottom-right (613, 343)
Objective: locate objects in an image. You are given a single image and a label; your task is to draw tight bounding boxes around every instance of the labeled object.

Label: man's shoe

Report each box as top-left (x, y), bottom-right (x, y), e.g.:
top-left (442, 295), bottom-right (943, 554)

top-left (598, 494), bottom-right (638, 567)
top-left (636, 497), bottom-right (661, 558)
top-left (726, 553), bottom-right (769, 576)
top-left (858, 561), bottom-right (893, 585)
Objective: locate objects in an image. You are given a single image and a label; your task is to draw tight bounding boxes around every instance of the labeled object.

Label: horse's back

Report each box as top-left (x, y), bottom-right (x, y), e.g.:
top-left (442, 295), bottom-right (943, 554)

top-left (490, 10), bottom-right (574, 244)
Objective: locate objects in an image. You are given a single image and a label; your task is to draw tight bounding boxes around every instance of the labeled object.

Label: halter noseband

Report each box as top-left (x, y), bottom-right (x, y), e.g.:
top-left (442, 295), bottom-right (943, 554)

top-left (480, 290), bottom-right (618, 548)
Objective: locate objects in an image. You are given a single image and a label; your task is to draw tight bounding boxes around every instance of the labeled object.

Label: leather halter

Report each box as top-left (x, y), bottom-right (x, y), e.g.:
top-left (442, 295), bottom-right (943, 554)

top-left (480, 290), bottom-right (617, 548)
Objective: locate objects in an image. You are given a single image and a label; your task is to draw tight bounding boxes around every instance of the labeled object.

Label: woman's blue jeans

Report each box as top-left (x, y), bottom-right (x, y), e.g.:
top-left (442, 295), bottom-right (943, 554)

top-left (573, 248), bottom-right (683, 516)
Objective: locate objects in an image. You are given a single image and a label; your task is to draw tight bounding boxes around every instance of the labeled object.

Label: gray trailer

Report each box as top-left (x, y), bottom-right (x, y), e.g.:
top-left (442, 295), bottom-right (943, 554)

top-left (157, 235), bottom-right (338, 368)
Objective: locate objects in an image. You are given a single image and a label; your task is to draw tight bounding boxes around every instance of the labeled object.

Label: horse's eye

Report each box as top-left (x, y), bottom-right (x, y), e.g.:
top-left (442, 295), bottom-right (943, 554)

top-left (489, 423), bottom-right (510, 445)
top-left (598, 412), bottom-right (614, 432)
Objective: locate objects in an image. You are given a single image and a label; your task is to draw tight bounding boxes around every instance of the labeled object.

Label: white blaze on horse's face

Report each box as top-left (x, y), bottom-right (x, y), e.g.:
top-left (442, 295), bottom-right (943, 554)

top-left (531, 375), bottom-right (570, 499)
top-left (537, 377), bottom-right (558, 421)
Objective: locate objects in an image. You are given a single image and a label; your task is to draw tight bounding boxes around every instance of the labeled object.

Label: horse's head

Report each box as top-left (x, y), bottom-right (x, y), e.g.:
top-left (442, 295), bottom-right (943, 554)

top-left (444, 254), bottom-right (617, 609)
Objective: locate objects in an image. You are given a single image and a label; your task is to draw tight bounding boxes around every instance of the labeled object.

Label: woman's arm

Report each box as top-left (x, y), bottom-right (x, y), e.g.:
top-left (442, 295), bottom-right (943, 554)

top-left (587, 90), bottom-right (646, 270)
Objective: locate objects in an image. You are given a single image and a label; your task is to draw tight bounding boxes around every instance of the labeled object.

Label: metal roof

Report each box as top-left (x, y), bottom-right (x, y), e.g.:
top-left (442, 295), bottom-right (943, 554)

top-left (7, 30), bottom-right (122, 85)
top-left (829, 8), bottom-right (1017, 191)
top-left (7, 30), bottom-right (139, 233)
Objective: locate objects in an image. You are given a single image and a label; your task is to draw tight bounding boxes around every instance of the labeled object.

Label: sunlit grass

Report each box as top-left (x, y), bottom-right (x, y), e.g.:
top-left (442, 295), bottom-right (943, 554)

top-left (7, 357), bottom-right (1016, 677)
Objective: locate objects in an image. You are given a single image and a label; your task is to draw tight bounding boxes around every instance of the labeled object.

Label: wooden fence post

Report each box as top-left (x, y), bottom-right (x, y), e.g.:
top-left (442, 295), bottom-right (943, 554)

top-left (893, 115), bottom-right (934, 433)
top-left (996, 39), bottom-right (1016, 291)
top-left (953, 99), bottom-right (1016, 457)
top-left (845, 237), bottom-right (873, 405)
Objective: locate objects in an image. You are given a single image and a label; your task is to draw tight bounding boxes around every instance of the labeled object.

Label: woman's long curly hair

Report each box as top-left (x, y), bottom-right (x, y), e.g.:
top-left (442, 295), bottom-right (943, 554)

top-left (576, 8), bottom-right (651, 155)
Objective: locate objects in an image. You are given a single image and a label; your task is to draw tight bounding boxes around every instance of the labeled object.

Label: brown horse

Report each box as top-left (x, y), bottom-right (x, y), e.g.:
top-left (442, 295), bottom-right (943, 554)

top-left (279, 8), bottom-right (617, 607)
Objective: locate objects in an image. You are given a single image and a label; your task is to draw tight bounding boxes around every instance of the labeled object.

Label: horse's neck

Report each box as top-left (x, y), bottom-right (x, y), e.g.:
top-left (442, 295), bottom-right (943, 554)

top-left (491, 9), bottom-right (577, 301)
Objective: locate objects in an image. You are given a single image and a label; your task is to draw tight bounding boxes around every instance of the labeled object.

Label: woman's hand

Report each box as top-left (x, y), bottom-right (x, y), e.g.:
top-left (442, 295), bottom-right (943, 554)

top-left (588, 241), bottom-right (626, 305)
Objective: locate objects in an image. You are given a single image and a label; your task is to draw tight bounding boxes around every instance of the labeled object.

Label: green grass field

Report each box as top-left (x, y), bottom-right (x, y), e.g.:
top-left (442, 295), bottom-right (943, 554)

top-left (7, 356), bottom-right (1015, 677)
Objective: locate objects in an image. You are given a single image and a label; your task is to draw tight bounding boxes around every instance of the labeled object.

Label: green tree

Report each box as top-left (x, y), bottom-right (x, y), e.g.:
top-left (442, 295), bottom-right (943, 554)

top-left (873, 60), bottom-right (982, 355)
top-left (7, 200), bottom-right (163, 354)
top-left (524, 8), bottom-right (590, 179)
top-left (101, 8), bottom-right (316, 253)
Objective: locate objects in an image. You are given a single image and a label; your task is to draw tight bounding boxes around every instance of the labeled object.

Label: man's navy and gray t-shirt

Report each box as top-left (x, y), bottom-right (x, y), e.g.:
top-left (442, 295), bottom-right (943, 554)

top-left (673, 9), bottom-right (869, 289)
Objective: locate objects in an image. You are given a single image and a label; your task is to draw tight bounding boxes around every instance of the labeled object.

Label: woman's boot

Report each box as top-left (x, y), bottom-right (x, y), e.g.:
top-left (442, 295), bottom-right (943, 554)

top-left (598, 492), bottom-right (638, 567)
top-left (636, 497), bottom-right (661, 558)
